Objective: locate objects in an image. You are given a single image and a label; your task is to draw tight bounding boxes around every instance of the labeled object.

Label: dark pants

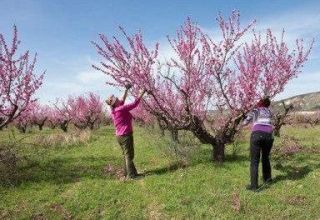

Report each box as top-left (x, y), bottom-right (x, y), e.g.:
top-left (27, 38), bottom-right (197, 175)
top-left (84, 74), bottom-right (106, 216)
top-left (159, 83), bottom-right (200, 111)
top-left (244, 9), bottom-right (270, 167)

top-left (117, 133), bottom-right (137, 178)
top-left (250, 131), bottom-right (274, 187)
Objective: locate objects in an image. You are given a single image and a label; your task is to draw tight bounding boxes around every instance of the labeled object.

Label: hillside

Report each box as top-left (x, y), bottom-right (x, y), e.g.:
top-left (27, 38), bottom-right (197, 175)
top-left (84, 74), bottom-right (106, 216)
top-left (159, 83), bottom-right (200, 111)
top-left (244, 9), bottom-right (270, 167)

top-left (275, 91), bottom-right (320, 111)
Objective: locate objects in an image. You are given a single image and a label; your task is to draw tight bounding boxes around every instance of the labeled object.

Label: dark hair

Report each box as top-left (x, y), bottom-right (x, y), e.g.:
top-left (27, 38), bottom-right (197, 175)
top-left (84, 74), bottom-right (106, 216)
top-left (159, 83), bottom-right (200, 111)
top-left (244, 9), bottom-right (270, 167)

top-left (257, 97), bottom-right (271, 107)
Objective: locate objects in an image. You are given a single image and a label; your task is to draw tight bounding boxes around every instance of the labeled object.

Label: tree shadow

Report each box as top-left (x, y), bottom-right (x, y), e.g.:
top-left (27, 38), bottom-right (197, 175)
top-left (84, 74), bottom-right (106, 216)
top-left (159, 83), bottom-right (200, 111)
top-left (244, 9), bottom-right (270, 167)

top-left (224, 154), bottom-right (249, 163)
top-left (0, 155), bottom-right (119, 187)
top-left (143, 161), bottom-right (188, 176)
top-left (259, 162), bottom-right (320, 191)
top-left (144, 154), bottom-right (249, 176)
top-left (273, 164), bottom-right (312, 182)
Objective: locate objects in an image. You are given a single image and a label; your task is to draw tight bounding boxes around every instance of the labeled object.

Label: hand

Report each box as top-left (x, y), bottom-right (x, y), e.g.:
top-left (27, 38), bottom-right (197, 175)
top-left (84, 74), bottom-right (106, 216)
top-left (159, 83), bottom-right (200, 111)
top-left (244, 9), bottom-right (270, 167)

top-left (125, 83), bottom-right (132, 90)
top-left (139, 89), bottom-right (147, 98)
top-left (140, 88), bottom-right (146, 94)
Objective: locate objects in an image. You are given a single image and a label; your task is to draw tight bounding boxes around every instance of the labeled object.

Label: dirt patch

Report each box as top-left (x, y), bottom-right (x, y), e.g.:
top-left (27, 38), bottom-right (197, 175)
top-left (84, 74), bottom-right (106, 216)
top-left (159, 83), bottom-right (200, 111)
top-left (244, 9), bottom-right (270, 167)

top-left (31, 213), bottom-right (46, 220)
top-left (0, 209), bottom-right (12, 219)
top-left (304, 147), bottom-right (320, 154)
top-left (273, 135), bottom-right (302, 156)
top-left (50, 203), bottom-right (73, 219)
top-left (285, 195), bottom-right (307, 206)
top-left (103, 164), bottom-right (126, 180)
top-left (146, 202), bottom-right (166, 220)
top-left (231, 192), bottom-right (241, 213)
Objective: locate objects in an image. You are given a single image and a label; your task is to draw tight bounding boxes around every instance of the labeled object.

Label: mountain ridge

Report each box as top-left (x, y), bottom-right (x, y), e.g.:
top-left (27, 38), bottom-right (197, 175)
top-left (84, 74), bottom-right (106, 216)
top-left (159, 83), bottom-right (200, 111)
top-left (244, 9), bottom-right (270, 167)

top-left (275, 91), bottom-right (320, 111)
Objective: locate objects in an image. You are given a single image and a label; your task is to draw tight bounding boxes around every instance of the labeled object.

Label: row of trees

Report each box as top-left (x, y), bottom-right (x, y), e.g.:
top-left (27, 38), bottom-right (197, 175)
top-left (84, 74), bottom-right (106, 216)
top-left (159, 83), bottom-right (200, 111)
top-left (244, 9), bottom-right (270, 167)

top-left (92, 11), bottom-right (313, 163)
top-left (0, 26), bottom-right (108, 133)
top-left (0, 11), bottom-right (314, 163)
top-left (12, 93), bottom-right (106, 133)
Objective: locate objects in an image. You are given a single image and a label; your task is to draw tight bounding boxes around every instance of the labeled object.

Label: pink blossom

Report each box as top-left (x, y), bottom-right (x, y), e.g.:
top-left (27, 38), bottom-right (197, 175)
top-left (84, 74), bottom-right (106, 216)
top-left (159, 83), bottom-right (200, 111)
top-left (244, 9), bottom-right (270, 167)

top-left (0, 26), bottom-right (44, 129)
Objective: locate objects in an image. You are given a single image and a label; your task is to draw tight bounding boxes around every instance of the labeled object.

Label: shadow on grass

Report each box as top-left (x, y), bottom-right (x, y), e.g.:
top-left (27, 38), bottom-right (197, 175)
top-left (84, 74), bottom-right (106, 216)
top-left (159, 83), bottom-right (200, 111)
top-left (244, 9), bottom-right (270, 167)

top-left (257, 156), bottom-right (320, 191)
top-left (224, 154), bottom-right (248, 163)
top-left (144, 154), bottom-right (249, 176)
top-left (258, 163), bottom-right (317, 191)
top-left (273, 164), bottom-right (312, 182)
top-left (273, 161), bottom-right (320, 180)
top-left (144, 161), bottom-right (188, 176)
top-left (0, 155), bottom-right (119, 187)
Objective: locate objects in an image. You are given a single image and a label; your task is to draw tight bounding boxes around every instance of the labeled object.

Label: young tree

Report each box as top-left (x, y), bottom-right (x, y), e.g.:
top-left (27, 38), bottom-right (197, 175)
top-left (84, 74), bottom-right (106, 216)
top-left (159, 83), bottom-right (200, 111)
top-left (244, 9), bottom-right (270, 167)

top-left (131, 104), bottom-right (155, 125)
top-left (30, 102), bottom-right (49, 130)
top-left (0, 26), bottom-right (44, 129)
top-left (47, 107), bottom-right (61, 129)
top-left (54, 99), bottom-right (72, 132)
top-left (93, 11), bottom-right (313, 163)
top-left (273, 101), bottom-right (294, 137)
top-left (68, 93), bottom-right (104, 130)
top-left (13, 103), bottom-right (33, 133)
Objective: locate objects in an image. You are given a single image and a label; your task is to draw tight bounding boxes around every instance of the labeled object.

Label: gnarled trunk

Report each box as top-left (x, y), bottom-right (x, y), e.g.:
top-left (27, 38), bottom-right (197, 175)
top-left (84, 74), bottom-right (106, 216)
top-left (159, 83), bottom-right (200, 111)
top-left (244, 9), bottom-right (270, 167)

top-left (157, 118), bottom-right (166, 136)
top-left (169, 128), bottom-right (179, 143)
top-left (189, 116), bottom-right (225, 163)
top-left (273, 124), bottom-right (281, 137)
top-left (213, 140), bottom-right (225, 163)
top-left (60, 121), bottom-right (69, 132)
top-left (17, 125), bottom-right (27, 133)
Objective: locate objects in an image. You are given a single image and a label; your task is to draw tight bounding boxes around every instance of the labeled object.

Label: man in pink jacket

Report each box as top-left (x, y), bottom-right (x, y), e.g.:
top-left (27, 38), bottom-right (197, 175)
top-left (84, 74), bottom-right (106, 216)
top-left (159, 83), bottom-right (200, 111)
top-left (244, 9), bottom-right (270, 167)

top-left (106, 84), bottom-right (146, 179)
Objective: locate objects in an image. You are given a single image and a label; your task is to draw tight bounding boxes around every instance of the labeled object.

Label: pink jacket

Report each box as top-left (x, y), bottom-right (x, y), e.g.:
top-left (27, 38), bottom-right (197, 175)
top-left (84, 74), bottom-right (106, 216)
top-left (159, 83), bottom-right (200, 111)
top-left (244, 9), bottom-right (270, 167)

top-left (111, 98), bottom-right (141, 136)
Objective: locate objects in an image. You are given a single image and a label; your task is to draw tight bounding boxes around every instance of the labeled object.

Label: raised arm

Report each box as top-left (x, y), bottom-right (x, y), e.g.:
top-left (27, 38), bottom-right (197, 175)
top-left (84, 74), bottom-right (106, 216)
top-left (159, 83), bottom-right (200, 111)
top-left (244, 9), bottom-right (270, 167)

top-left (120, 83), bottom-right (132, 103)
top-left (117, 89), bottom-right (146, 112)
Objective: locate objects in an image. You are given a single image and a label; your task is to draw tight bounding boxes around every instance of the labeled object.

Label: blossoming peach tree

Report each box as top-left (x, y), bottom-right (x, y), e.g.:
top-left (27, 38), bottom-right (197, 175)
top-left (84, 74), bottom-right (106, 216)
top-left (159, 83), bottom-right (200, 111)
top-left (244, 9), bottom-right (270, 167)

top-left (93, 11), bottom-right (313, 163)
top-left (0, 26), bottom-right (44, 129)
top-left (54, 93), bottom-right (104, 131)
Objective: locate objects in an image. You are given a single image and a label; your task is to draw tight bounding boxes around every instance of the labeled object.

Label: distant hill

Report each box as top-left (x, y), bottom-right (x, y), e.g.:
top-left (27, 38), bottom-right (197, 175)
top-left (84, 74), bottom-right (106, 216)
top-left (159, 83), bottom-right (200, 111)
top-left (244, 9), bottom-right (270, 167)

top-left (275, 91), bottom-right (320, 111)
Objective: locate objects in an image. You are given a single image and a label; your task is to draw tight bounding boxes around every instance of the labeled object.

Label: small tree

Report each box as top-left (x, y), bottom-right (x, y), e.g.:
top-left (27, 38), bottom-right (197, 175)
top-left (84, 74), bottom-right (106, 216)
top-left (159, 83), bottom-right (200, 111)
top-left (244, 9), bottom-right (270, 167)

top-left (0, 26), bottom-right (44, 129)
top-left (47, 107), bottom-right (60, 129)
top-left (54, 99), bottom-right (72, 132)
top-left (13, 104), bottom-right (33, 133)
top-left (68, 93), bottom-right (104, 130)
top-left (30, 102), bottom-right (49, 130)
top-left (273, 101), bottom-right (294, 137)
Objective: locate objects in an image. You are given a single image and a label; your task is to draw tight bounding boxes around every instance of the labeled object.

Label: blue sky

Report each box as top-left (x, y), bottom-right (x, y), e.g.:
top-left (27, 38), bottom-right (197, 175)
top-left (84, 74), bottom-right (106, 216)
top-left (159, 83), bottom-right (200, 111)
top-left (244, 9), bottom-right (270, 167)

top-left (1, 0), bottom-right (320, 104)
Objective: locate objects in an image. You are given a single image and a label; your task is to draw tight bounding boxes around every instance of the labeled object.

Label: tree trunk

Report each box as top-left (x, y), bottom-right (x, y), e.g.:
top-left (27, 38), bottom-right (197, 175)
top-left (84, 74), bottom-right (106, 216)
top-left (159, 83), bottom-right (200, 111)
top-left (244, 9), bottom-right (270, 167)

top-left (274, 125), bottom-right (281, 137)
top-left (189, 116), bottom-right (226, 163)
top-left (38, 124), bottom-right (44, 131)
top-left (74, 123), bottom-right (87, 130)
top-left (213, 141), bottom-right (225, 163)
top-left (159, 127), bottom-right (165, 136)
top-left (0, 117), bottom-right (4, 130)
top-left (17, 126), bottom-right (27, 133)
top-left (89, 121), bottom-right (95, 130)
top-left (170, 128), bottom-right (179, 143)
top-left (60, 121), bottom-right (68, 132)
top-left (157, 118), bottom-right (166, 136)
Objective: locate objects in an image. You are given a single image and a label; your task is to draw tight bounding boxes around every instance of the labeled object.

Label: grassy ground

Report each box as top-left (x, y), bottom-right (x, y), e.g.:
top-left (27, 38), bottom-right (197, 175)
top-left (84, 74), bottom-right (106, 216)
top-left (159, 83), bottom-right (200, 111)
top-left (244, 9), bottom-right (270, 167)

top-left (0, 125), bottom-right (320, 219)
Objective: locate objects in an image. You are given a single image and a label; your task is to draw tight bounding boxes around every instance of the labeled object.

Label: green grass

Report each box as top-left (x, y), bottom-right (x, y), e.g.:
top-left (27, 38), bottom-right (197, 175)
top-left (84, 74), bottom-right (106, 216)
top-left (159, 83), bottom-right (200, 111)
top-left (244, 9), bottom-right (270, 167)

top-left (0, 125), bottom-right (320, 219)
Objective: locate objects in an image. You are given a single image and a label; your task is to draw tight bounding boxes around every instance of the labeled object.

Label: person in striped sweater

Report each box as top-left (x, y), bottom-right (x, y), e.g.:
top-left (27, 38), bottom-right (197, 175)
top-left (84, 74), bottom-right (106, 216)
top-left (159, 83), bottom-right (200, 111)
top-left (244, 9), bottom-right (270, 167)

top-left (243, 97), bottom-right (274, 191)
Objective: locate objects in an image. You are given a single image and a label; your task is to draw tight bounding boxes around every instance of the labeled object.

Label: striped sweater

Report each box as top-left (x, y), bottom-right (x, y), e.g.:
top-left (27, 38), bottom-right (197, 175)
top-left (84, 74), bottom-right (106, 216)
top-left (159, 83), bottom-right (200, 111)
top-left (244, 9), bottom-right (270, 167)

top-left (243, 107), bottom-right (273, 133)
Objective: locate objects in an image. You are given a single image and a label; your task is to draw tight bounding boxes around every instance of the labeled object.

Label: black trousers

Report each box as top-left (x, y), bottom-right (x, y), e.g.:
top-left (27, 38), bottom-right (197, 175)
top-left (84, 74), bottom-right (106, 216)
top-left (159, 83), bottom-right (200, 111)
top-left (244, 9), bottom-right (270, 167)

top-left (250, 131), bottom-right (274, 187)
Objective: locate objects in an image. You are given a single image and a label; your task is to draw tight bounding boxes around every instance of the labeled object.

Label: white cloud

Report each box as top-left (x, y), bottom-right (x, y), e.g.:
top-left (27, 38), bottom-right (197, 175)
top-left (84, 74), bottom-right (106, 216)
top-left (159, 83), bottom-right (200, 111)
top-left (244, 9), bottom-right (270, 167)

top-left (76, 70), bottom-right (105, 84)
top-left (36, 64), bottom-right (124, 105)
